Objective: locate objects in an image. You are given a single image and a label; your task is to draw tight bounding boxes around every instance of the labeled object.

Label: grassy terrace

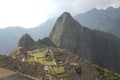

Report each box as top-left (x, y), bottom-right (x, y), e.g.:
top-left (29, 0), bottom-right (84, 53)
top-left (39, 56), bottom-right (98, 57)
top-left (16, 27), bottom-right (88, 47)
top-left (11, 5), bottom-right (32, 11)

top-left (28, 49), bottom-right (52, 64)
top-left (33, 49), bottom-right (48, 58)
top-left (28, 48), bottom-right (68, 80)
top-left (49, 66), bottom-right (68, 80)
top-left (49, 66), bottom-right (65, 75)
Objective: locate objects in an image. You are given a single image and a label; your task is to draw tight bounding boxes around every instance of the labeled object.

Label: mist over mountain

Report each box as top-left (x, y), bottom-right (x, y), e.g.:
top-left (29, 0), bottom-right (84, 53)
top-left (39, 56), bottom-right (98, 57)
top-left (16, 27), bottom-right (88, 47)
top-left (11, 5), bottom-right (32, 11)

top-left (1, 11), bottom-right (120, 80)
top-left (0, 19), bottom-right (55, 55)
top-left (74, 7), bottom-right (120, 37)
top-left (50, 12), bottom-right (120, 73)
top-left (1, 6), bottom-right (120, 55)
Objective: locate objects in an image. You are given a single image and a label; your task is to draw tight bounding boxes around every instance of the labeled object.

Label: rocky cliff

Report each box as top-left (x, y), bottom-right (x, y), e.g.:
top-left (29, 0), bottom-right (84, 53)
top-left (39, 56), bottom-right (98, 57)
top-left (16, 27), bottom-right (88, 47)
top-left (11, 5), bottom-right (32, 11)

top-left (50, 12), bottom-right (120, 73)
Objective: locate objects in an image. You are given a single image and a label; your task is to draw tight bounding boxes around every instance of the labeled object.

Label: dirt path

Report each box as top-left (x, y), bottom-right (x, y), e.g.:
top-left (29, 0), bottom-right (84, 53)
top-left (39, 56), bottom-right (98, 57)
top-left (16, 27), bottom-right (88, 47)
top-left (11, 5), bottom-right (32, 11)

top-left (0, 67), bottom-right (40, 80)
top-left (0, 67), bottom-right (16, 78)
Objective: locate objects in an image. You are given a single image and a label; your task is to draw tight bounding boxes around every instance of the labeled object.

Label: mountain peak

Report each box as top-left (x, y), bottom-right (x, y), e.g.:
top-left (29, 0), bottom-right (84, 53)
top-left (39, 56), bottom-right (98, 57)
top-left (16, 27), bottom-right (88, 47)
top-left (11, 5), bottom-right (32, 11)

top-left (22, 33), bottom-right (31, 38)
top-left (18, 33), bottom-right (35, 50)
top-left (57, 12), bottom-right (74, 23)
top-left (50, 12), bottom-right (81, 47)
top-left (60, 12), bottom-right (72, 18)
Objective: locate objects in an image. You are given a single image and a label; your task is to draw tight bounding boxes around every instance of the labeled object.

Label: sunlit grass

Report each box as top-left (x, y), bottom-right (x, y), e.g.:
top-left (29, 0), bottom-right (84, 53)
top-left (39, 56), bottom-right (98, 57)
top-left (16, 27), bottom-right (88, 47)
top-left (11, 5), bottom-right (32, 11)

top-left (44, 60), bottom-right (54, 65)
top-left (49, 66), bottom-right (68, 80)
top-left (49, 66), bottom-right (65, 75)
top-left (33, 49), bottom-right (48, 58)
top-left (28, 48), bottom-right (55, 65)
top-left (27, 48), bottom-right (68, 80)
top-left (51, 76), bottom-right (68, 80)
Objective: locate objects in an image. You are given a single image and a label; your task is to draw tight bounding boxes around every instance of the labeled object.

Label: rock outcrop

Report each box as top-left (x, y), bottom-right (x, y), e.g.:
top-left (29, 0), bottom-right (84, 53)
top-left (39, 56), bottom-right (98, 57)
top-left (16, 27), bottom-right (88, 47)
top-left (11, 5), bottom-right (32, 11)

top-left (37, 37), bottom-right (55, 47)
top-left (18, 33), bottom-right (35, 50)
top-left (50, 12), bottom-right (81, 52)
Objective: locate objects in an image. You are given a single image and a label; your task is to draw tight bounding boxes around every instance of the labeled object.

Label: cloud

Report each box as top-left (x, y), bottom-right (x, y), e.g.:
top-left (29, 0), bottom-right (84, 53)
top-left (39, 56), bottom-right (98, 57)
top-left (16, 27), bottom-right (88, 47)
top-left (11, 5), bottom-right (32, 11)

top-left (49, 0), bottom-right (120, 16)
top-left (0, 0), bottom-right (120, 28)
top-left (0, 0), bottom-right (56, 28)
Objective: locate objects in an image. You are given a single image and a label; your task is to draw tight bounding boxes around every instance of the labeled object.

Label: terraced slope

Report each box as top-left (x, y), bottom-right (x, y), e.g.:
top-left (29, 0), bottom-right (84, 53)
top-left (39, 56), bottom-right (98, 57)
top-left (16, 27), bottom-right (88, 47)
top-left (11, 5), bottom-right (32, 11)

top-left (27, 47), bottom-right (69, 80)
top-left (2, 46), bottom-right (120, 80)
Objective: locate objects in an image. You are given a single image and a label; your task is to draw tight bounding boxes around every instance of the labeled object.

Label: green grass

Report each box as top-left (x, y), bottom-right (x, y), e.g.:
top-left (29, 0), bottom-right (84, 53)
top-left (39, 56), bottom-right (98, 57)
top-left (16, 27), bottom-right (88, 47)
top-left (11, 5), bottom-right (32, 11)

top-left (94, 65), bottom-right (120, 80)
top-left (27, 48), bottom-right (68, 80)
top-left (51, 76), bottom-right (68, 80)
top-left (49, 66), bottom-right (68, 80)
top-left (33, 49), bottom-right (48, 58)
top-left (49, 66), bottom-right (65, 75)
top-left (28, 48), bottom-right (55, 65)
top-left (28, 49), bottom-right (48, 62)
top-left (43, 59), bottom-right (54, 65)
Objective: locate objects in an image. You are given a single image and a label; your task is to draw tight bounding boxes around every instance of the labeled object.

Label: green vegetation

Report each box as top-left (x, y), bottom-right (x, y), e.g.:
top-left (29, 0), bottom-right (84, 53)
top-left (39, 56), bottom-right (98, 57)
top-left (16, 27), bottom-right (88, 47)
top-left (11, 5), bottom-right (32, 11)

top-left (27, 48), bottom-right (68, 80)
top-left (95, 65), bottom-right (120, 80)
top-left (49, 66), bottom-right (68, 80)
top-left (33, 49), bottom-right (48, 58)
top-left (28, 48), bottom-right (55, 65)
top-left (49, 66), bottom-right (65, 75)
top-left (78, 63), bottom-right (97, 80)
top-left (29, 45), bottom-right (38, 51)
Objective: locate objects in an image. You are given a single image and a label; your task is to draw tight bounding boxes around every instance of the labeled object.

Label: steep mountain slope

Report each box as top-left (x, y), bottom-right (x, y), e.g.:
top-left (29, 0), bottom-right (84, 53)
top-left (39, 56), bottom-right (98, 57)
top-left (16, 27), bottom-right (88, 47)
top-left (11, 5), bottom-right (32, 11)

top-left (0, 19), bottom-right (55, 55)
top-left (50, 12), bottom-right (120, 73)
top-left (74, 7), bottom-right (120, 37)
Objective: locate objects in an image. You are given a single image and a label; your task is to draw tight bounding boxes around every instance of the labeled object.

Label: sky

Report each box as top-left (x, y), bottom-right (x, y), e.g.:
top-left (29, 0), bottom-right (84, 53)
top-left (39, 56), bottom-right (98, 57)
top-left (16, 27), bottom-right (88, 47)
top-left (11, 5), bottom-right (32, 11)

top-left (0, 0), bottom-right (120, 28)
